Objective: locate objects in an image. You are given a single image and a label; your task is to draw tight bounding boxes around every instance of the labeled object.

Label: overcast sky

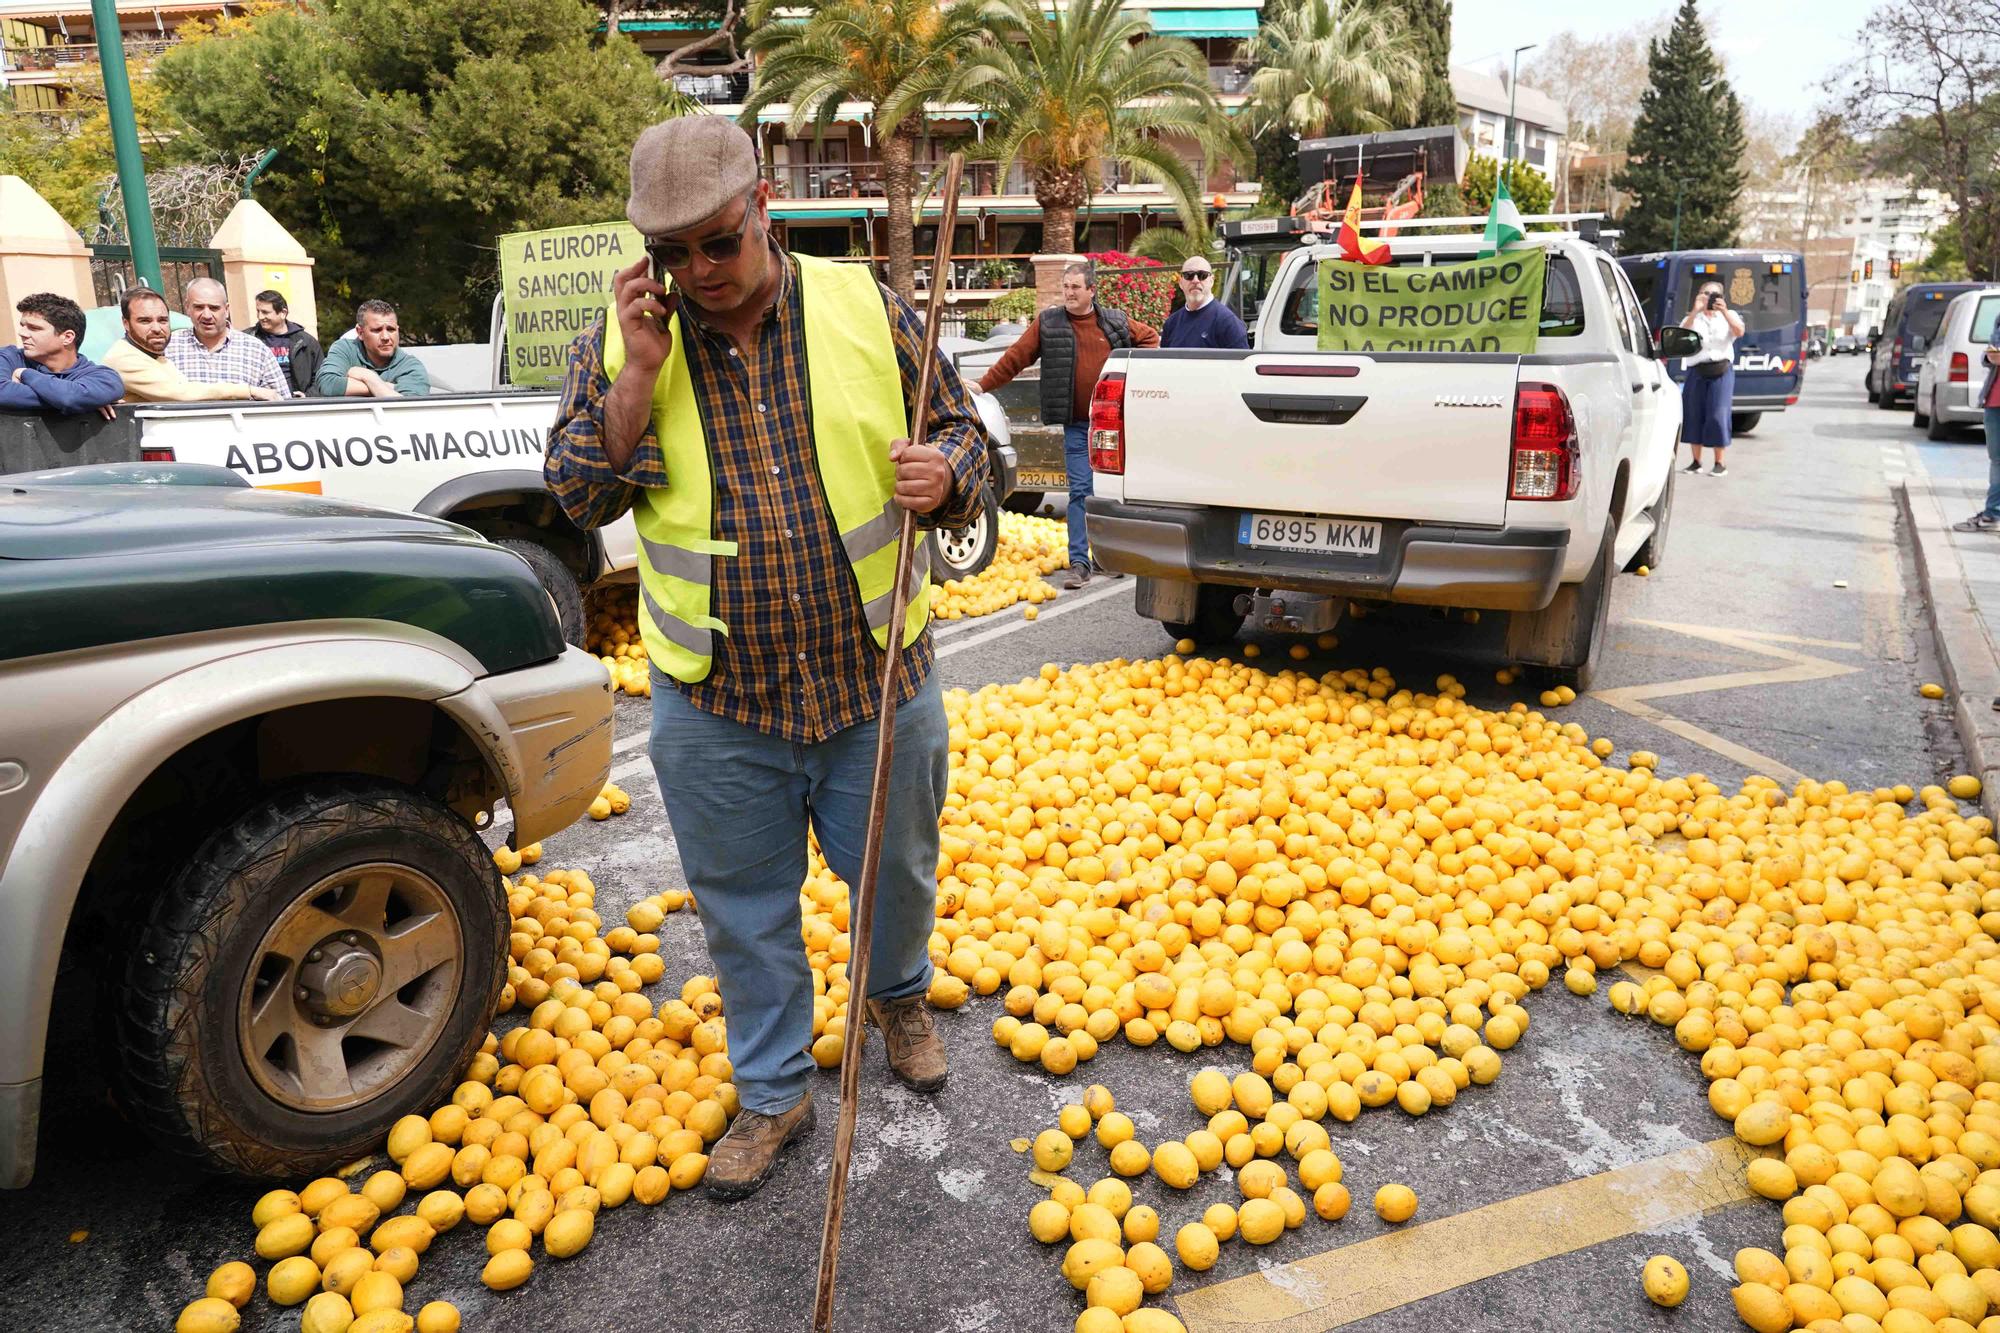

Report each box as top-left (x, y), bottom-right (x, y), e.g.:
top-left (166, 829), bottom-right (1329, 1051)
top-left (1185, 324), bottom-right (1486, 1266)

top-left (1450, 0), bottom-right (1878, 123)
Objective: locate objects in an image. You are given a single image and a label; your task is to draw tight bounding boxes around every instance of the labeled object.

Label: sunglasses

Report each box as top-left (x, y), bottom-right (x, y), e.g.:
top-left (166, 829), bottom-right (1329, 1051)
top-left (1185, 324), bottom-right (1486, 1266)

top-left (1180, 268), bottom-right (1212, 280)
top-left (647, 195), bottom-right (759, 270)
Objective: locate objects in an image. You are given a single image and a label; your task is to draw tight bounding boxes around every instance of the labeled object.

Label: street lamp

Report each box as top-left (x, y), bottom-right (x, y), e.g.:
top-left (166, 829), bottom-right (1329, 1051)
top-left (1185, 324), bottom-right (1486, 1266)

top-left (91, 0), bottom-right (161, 293)
top-left (1504, 44), bottom-right (1537, 164)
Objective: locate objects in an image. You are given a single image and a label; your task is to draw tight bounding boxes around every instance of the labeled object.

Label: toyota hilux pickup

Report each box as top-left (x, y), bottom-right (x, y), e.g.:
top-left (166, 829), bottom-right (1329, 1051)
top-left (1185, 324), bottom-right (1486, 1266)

top-left (1086, 229), bottom-right (1701, 688)
top-left (0, 462), bottom-right (613, 1186)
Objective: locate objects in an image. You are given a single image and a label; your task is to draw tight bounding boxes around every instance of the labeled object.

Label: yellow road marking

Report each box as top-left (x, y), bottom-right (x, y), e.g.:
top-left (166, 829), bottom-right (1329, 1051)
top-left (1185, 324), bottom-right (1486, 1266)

top-left (1588, 621), bottom-right (1864, 787)
top-left (1175, 1135), bottom-right (1770, 1333)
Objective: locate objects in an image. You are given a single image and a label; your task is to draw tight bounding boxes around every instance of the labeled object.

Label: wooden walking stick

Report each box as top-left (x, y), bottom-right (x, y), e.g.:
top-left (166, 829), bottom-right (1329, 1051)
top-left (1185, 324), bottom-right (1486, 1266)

top-left (811, 150), bottom-right (966, 1333)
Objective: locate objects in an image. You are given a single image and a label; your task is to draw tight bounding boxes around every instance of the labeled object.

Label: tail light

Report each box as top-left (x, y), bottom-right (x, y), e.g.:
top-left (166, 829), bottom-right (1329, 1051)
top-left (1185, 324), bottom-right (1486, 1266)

top-left (140, 446), bottom-right (176, 462)
top-left (1893, 336), bottom-right (1904, 363)
top-left (1089, 372), bottom-right (1126, 475)
top-left (1510, 383), bottom-right (1579, 501)
top-left (1951, 352), bottom-right (1970, 383)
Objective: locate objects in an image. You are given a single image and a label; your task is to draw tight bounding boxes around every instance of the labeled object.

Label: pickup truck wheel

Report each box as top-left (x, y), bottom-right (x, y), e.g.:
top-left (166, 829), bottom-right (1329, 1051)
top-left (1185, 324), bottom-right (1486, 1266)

top-left (499, 538), bottom-right (585, 648)
top-left (1165, 584), bottom-right (1246, 646)
top-left (930, 482), bottom-right (1000, 583)
top-left (1730, 412), bottom-right (1761, 436)
top-left (117, 779), bottom-right (507, 1178)
top-left (1003, 490), bottom-right (1046, 516)
top-left (1506, 521), bottom-right (1616, 694)
top-left (1627, 466), bottom-right (1674, 572)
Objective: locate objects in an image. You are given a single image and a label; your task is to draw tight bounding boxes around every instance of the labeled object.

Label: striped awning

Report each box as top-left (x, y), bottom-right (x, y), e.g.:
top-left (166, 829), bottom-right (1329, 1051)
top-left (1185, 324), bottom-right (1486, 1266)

top-left (1148, 8), bottom-right (1258, 36)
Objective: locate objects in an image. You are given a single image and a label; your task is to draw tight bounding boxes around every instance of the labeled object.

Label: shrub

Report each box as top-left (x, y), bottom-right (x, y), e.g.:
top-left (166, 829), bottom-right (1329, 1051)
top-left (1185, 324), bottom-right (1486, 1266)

top-left (968, 287), bottom-right (1037, 339)
top-left (1083, 250), bottom-right (1174, 328)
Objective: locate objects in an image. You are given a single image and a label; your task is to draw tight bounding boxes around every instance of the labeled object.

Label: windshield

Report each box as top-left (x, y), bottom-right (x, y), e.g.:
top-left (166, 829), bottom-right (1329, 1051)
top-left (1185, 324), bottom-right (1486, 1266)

top-left (1677, 261), bottom-right (1801, 335)
top-left (1973, 296), bottom-right (2000, 344)
top-left (1906, 292), bottom-right (1960, 342)
top-left (1280, 253), bottom-right (1584, 340)
top-left (1621, 261), bottom-right (1660, 319)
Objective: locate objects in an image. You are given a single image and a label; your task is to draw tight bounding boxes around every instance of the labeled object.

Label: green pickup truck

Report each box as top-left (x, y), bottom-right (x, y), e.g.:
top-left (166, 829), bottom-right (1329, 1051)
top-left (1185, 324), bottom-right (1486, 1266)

top-left (0, 463), bottom-right (614, 1186)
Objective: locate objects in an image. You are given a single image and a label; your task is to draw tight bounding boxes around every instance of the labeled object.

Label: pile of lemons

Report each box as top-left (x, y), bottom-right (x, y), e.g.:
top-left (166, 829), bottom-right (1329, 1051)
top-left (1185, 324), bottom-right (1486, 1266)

top-left (177, 857), bottom-right (736, 1333)
top-left (916, 653), bottom-right (2000, 1328)
top-left (585, 592), bottom-right (653, 699)
top-left (933, 512), bottom-right (1070, 621)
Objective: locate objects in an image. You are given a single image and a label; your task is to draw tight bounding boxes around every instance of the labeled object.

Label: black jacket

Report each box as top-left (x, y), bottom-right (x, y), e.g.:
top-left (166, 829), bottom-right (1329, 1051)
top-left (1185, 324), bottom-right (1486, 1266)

top-left (253, 321), bottom-right (325, 397)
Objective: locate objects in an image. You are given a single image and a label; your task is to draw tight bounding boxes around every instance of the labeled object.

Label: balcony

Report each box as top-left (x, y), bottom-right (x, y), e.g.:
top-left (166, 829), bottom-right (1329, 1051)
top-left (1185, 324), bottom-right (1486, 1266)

top-left (1207, 63), bottom-right (1252, 95)
top-left (1, 35), bottom-right (176, 78)
top-left (669, 69), bottom-right (750, 106)
top-left (760, 159), bottom-right (1020, 200)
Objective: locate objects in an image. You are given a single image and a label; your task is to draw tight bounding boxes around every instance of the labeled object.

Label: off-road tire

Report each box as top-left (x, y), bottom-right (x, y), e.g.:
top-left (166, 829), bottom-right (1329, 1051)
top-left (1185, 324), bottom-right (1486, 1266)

top-left (1165, 584), bottom-right (1246, 646)
top-left (499, 538), bottom-right (585, 648)
top-left (929, 482), bottom-right (1001, 583)
top-left (118, 779), bottom-right (507, 1178)
top-left (1506, 519), bottom-right (1616, 693)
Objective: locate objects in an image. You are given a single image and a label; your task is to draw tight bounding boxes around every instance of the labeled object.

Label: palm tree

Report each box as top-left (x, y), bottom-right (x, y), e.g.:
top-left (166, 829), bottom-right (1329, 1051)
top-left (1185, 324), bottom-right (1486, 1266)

top-left (1243, 0), bottom-right (1421, 144)
top-left (741, 0), bottom-right (992, 301)
top-left (950, 0), bottom-right (1245, 254)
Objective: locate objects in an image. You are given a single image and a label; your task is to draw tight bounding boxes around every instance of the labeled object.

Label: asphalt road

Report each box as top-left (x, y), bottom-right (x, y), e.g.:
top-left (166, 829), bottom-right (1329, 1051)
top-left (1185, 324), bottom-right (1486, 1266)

top-left (0, 364), bottom-right (1973, 1333)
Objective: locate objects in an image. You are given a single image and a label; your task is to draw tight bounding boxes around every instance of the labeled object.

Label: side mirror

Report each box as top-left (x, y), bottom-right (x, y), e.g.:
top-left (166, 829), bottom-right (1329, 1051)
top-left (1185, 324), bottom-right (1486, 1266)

top-left (1656, 326), bottom-right (1702, 359)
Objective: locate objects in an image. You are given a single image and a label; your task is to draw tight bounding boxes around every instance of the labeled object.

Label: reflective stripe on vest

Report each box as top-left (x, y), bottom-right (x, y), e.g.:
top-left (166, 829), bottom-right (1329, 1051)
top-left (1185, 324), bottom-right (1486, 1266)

top-left (603, 253), bottom-right (925, 682)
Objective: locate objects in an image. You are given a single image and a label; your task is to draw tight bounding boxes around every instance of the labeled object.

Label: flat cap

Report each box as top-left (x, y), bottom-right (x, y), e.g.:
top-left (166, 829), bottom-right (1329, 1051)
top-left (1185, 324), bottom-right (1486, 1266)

top-left (627, 116), bottom-right (760, 237)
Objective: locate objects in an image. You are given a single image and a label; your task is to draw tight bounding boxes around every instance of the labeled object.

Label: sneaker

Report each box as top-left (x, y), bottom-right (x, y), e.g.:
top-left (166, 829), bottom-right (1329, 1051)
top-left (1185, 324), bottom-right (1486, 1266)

top-left (866, 994), bottom-right (948, 1092)
top-left (1708, 464), bottom-right (1729, 477)
top-left (1064, 561), bottom-right (1092, 590)
top-left (1954, 513), bottom-right (2000, 532)
top-left (1682, 460), bottom-right (1705, 475)
top-left (708, 1093), bottom-right (816, 1201)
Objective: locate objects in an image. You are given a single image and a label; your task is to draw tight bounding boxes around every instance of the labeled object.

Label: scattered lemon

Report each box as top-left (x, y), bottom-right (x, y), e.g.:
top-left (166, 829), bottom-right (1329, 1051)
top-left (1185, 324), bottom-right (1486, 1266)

top-left (1920, 682), bottom-right (1945, 699)
top-left (205, 1262), bottom-right (256, 1310)
top-left (1238, 1198), bottom-right (1286, 1244)
top-left (268, 1256), bottom-right (321, 1306)
top-left (176, 1298), bottom-right (241, 1333)
top-left (299, 1292), bottom-right (354, 1333)
top-left (1175, 1223), bottom-right (1220, 1271)
top-left (1374, 1184), bottom-right (1418, 1223)
top-left (1643, 1255), bottom-right (1688, 1307)
top-left (1949, 773), bottom-right (1983, 799)
top-left (1035, 1128), bottom-right (1075, 1172)
top-left (415, 1303), bottom-right (460, 1333)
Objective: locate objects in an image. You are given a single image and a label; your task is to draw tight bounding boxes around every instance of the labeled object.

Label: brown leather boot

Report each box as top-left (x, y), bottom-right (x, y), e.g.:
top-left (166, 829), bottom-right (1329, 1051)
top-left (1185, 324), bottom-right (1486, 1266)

top-left (866, 995), bottom-right (947, 1092)
top-left (707, 1092), bottom-right (816, 1201)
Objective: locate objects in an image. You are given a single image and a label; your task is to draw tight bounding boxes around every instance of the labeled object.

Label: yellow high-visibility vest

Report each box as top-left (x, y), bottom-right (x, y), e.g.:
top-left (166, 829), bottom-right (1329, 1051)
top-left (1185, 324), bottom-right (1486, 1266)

top-left (603, 253), bottom-right (928, 682)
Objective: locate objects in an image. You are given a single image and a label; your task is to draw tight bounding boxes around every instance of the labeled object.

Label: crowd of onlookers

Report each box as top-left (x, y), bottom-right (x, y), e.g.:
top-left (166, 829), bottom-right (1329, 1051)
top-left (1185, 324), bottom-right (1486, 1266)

top-left (0, 282), bottom-right (431, 418)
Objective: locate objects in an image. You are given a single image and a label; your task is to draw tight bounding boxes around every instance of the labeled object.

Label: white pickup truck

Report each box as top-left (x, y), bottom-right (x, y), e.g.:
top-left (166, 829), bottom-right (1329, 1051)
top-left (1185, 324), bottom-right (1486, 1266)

top-left (1085, 229), bottom-right (1702, 688)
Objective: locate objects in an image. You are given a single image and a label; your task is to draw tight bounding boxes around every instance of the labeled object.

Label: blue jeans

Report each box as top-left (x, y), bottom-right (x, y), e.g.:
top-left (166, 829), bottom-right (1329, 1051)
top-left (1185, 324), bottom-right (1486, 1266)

top-left (1063, 419), bottom-right (1092, 566)
top-left (646, 669), bottom-right (948, 1114)
top-left (1984, 407), bottom-right (2000, 516)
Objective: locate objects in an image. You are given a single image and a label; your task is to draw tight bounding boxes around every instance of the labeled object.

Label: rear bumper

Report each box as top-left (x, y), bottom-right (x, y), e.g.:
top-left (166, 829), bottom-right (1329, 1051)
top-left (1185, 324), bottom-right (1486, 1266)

top-left (1935, 384), bottom-right (1987, 423)
top-left (1731, 393), bottom-right (1794, 411)
top-left (1085, 499), bottom-right (1569, 612)
top-left (466, 644), bottom-right (614, 849)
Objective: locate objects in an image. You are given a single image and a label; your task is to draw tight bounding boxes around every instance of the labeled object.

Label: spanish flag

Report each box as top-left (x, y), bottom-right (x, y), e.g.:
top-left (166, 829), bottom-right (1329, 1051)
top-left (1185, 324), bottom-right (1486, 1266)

top-left (1334, 177), bottom-right (1391, 266)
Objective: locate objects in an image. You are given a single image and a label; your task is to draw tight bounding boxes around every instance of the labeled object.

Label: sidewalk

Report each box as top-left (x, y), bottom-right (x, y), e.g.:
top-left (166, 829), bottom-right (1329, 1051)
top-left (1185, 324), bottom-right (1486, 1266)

top-left (1899, 443), bottom-right (2000, 816)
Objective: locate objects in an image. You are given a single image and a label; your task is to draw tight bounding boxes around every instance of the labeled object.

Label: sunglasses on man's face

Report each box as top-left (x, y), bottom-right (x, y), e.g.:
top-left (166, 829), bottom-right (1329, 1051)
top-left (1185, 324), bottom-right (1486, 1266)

top-left (647, 197), bottom-right (759, 270)
top-left (1180, 268), bottom-right (1212, 281)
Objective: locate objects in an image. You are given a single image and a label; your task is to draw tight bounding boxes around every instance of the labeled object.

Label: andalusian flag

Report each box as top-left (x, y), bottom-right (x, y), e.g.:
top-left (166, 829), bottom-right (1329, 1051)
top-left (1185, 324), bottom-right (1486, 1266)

top-left (1334, 177), bottom-right (1390, 266)
top-left (1480, 173), bottom-right (1526, 258)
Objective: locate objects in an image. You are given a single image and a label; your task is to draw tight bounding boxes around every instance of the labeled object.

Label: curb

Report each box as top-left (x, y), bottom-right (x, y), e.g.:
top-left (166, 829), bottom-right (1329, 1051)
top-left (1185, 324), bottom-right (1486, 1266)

top-left (1896, 471), bottom-right (2000, 821)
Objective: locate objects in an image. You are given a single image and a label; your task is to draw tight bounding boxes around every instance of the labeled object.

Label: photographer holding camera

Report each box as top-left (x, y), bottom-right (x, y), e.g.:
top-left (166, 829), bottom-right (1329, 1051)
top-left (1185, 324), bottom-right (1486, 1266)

top-left (1678, 280), bottom-right (1746, 477)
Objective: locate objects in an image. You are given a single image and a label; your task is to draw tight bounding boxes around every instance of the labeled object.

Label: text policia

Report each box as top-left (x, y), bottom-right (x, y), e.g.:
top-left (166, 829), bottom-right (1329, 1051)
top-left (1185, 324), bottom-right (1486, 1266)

top-left (1316, 255), bottom-right (1546, 355)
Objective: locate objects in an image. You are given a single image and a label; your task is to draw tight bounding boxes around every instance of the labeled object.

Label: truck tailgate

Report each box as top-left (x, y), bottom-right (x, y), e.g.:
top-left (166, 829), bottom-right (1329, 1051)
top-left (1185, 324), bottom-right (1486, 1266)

top-left (1120, 353), bottom-right (1520, 528)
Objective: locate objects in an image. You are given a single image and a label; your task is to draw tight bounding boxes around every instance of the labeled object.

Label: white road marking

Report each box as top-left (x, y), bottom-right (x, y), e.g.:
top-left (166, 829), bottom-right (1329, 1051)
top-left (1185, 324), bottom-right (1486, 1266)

top-left (937, 577), bottom-right (1132, 658)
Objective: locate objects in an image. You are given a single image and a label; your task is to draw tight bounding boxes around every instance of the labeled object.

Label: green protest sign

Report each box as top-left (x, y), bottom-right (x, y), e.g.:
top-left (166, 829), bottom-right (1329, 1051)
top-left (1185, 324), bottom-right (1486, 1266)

top-left (1315, 254), bottom-right (1545, 354)
top-left (498, 220), bottom-right (642, 388)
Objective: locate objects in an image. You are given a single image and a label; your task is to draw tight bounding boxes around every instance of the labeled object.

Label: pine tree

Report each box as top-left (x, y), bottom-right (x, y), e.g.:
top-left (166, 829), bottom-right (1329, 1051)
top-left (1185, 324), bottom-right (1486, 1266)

top-left (1612, 0), bottom-right (1747, 252)
top-left (1403, 0), bottom-right (1457, 129)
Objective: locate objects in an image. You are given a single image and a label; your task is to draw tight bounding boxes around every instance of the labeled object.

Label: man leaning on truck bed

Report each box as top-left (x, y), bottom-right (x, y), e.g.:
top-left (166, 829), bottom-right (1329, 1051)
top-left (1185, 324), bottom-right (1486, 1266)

top-left (0, 292), bottom-right (123, 417)
top-left (102, 289), bottom-right (280, 403)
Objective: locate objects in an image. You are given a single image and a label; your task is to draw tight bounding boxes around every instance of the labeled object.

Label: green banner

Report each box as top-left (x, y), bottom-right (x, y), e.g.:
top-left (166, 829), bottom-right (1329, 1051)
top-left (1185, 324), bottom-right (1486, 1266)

top-left (498, 219), bottom-right (642, 388)
top-left (1315, 254), bottom-right (1544, 354)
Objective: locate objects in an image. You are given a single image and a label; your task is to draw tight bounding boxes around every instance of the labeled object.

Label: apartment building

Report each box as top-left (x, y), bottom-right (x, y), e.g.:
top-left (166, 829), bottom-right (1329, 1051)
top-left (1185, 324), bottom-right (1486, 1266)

top-left (0, 0), bottom-right (252, 112)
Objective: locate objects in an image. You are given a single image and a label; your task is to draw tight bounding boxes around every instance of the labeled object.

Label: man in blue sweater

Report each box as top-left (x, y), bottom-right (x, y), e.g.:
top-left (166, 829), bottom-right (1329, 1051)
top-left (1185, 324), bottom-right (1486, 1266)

top-left (1, 292), bottom-right (124, 416)
top-left (1160, 259), bottom-right (1249, 349)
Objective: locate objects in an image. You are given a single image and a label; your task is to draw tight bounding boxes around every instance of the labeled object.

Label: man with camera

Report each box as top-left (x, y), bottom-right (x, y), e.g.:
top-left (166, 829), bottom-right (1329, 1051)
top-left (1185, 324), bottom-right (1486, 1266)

top-left (1679, 281), bottom-right (1745, 477)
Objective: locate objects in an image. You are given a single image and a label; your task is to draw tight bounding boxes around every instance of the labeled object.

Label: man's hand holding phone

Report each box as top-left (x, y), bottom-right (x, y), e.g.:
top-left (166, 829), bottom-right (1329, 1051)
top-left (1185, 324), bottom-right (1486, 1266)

top-left (613, 256), bottom-right (678, 375)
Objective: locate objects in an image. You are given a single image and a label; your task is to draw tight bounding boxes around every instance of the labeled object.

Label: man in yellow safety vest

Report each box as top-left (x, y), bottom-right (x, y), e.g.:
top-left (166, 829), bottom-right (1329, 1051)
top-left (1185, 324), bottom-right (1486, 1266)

top-left (545, 117), bottom-right (990, 1200)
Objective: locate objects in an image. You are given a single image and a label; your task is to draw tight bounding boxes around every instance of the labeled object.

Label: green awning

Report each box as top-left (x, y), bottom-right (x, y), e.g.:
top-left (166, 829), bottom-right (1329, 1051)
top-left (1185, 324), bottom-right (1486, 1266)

top-left (603, 19), bottom-right (715, 30)
top-left (772, 207), bottom-right (868, 220)
top-left (1148, 8), bottom-right (1258, 36)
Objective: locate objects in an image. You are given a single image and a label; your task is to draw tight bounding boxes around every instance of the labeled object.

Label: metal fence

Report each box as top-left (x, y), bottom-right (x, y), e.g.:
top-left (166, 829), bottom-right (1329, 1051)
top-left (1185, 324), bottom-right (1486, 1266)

top-left (88, 245), bottom-right (223, 311)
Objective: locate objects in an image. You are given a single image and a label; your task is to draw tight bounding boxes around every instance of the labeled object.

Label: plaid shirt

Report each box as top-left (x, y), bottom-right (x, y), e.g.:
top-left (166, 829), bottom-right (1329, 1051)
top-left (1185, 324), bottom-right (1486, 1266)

top-left (545, 251), bottom-right (989, 743)
top-left (164, 328), bottom-right (292, 398)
